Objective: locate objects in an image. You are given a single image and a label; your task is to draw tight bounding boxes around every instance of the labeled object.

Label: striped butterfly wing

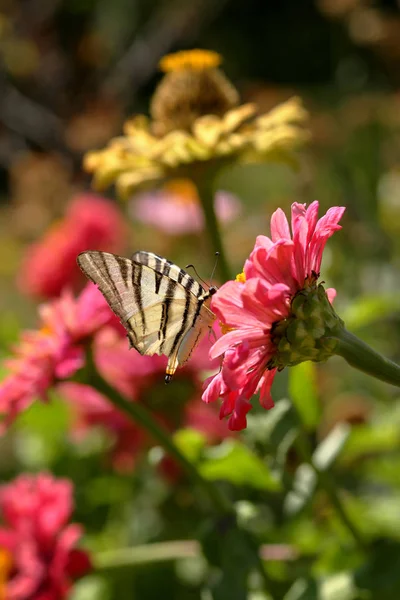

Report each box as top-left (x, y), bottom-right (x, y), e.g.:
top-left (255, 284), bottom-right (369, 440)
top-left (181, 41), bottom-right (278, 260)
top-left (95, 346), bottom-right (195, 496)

top-left (77, 251), bottom-right (215, 379)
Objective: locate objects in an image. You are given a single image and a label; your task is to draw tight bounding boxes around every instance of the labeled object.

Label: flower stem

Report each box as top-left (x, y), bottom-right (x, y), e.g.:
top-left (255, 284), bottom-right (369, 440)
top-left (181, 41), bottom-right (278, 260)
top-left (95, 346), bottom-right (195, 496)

top-left (195, 175), bottom-right (233, 283)
top-left (82, 352), bottom-right (280, 596)
top-left (90, 365), bottom-right (232, 515)
top-left (95, 540), bottom-right (297, 570)
top-left (95, 540), bottom-right (200, 569)
top-left (317, 469), bottom-right (366, 550)
top-left (293, 408), bottom-right (366, 551)
top-left (334, 328), bottom-right (400, 387)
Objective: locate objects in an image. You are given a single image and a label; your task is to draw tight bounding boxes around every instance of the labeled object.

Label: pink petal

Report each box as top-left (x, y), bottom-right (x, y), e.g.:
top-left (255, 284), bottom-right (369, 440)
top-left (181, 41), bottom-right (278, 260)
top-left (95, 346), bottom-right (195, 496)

top-left (202, 373), bottom-right (226, 404)
top-left (227, 395), bottom-right (252, 431)
top-left (308, 206), bottom-right (345, 273)
top-left (257, 369), bottom-right (277, 409)
top-left (270, 208), bottom-right (291, 241)
top-left (209, 329), bottom-right (268, 360)
top-left (290, 202), bottom-right (307, 234)
top-left (291, 215), bottom-right (308, 285)
top-left (304, 201), bottom-right (319, 242)
top-left (325, 287), bottom-right (336, 303)
top-left (211, 281), bottom-right (262, 330)
top-left (247, 239), bottom-right (294, 288)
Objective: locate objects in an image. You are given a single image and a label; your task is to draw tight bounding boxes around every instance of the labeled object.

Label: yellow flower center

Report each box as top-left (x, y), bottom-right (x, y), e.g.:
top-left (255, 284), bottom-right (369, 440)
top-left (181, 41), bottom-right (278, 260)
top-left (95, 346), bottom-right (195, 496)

top-left (159, 49), bottom-right (222, 73)
top-left (235, 271), bottom-right (246, 283)
top-left (0, 548), bottom-right (13, 599)
top-left (39, 324), bottom-right (54, 336)
top-left (151, 49), bottom-right (238, 136)
top-left (220, 323), bottom-right (234, 335)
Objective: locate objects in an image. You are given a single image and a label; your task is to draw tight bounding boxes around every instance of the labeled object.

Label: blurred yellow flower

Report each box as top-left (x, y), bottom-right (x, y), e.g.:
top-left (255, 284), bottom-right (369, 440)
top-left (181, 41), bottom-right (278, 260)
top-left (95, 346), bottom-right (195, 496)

top-left (84, 49), bottom-right (310, 198)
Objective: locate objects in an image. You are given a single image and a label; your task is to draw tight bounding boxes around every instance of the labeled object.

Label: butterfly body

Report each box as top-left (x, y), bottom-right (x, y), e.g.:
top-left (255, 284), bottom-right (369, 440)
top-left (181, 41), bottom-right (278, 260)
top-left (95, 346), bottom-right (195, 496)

top-left (77, 250), bottom-right (216, 382)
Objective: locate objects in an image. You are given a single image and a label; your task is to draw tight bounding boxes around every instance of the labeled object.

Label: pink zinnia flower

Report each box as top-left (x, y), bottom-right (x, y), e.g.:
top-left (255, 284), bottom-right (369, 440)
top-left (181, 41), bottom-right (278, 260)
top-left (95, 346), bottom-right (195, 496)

top-left (0, 284), bottom-right (119, 428)
top-left (0, 473), bottom-right (91, 599)
top-left (202, 201), bottom-right (345, 431)
top-left (18, 193), bottom-right (128, 299)
top-left (131, 179), bottom-right (241, 235)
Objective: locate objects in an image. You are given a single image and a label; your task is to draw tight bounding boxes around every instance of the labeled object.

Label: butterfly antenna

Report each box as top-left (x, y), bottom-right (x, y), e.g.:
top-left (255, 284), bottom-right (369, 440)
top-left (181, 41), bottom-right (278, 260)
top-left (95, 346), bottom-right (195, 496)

top-left (209, 252), bottom-right (220, 287)
top-left (185, 263), bottom-right (208, 287)
top-left (186, 252), bottom-right (220, 289)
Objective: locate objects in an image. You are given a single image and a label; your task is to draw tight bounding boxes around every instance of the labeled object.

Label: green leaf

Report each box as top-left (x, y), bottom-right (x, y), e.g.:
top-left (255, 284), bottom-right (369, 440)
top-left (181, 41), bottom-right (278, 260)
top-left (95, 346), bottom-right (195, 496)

top-left (284, 573), bottom-right (359, 600)
top-left (283, 463), bottom-right (316, 517)
top-left (341, 294), bottom-right (400, 330)
top-left (319, 573), bottom-right (359, 600)
top-left (0, 311), bottom-right (20, 348)
top-left (313, 423), bottom-right (351, 471)
top-left (355, 539), bottom-right (400, 597)
top-left (173, 428), bottom-right (207, 463)
top-left (15, 393), bottom-right (70, 467)
top-left (201, 518), bottom-right (272, 600)
top-left (70, 575), bottom-right (111, 600)
top-left (245, 398), bottom-right (299, 467)
top-left (341, 423), bottom-right (399, 464)
top-left (200, 440), bottom-right (281, 491)
top-left (283, 579), bottom-right (318, 600)
top-left (289, 363), bottom-right (320, 430)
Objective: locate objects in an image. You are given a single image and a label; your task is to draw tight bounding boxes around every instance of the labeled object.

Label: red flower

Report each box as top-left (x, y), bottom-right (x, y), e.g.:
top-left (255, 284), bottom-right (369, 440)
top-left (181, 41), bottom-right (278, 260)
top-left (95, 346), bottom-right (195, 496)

top-left (202, 201), bottom-right (345, 430)
top-left (0, 284), bottom-right (119, 428)
top-left (0, 473), bottom-right (91, 599)
top-left (18, 193), bottom-right (128, 299)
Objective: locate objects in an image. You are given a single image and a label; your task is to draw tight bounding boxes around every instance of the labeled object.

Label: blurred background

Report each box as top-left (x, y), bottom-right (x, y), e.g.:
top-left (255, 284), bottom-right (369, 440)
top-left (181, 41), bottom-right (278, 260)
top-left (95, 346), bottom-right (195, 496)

top-left (1, 1), bottom-right (400, 599)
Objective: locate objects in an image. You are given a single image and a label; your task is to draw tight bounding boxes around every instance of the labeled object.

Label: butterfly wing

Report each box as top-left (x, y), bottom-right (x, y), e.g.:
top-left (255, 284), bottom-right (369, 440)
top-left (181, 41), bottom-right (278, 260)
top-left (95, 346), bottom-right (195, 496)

top-left (77, 251), bottom-right (139, 325)
top-left (77, 251), bottom-right (215, 377)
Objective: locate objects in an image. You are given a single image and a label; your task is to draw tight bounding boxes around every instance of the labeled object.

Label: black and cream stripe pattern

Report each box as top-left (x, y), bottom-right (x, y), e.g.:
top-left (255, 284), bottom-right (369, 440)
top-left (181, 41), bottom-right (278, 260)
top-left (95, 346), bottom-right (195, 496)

top-left (77, 250), bottom-right (216, 381)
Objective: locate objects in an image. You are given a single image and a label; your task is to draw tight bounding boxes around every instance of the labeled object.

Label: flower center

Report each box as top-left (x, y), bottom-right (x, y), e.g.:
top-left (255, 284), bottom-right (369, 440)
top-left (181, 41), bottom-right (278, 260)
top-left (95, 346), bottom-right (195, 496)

top-left (150, 49), bottom-right (239, 136)
top-left (268, 282), bottom-right (344, 370)
top-left (0, 548), bottom-right (13, 599)
top-left (39, 324), bottom-right (54, 336)
top-left (159, 49), bottom-right (222, 72)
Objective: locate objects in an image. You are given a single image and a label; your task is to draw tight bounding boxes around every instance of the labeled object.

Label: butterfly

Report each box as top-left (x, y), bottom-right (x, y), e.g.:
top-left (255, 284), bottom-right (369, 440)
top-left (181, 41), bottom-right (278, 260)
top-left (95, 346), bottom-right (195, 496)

top-left (77, 250), bottom-right (217, 382)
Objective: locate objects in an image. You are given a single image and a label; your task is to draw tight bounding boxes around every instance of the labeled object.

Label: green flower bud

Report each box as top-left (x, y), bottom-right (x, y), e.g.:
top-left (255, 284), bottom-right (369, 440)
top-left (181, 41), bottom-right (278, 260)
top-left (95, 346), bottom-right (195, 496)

top-left (268, 283), bottom-right (344, 371)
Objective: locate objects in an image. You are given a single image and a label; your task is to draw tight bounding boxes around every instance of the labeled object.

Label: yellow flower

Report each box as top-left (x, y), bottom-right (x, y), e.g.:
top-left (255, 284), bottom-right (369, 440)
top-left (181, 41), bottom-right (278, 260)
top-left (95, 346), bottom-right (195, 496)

top-left (84, 49), bottom-right (310, 199)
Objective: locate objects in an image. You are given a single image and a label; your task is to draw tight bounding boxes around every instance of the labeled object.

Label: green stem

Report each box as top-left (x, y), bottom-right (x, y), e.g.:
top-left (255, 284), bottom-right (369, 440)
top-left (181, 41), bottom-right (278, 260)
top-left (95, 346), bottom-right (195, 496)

top-left (317, 469), bottom-right (366, 550)
top-left (195, 175), bottom-right (233, 283)
top-left (334, 328), bottom-right (400, 387)
top-left (90, 365), bottom-right (232, 515)
top-left (293, 410), bottom-right (366, 551)
top-left (95, 540), bottom-right (297, 570)
top-left (85, 356), bottom-right (277, 595)
top-left (95, 540), bottom-right (199, 569)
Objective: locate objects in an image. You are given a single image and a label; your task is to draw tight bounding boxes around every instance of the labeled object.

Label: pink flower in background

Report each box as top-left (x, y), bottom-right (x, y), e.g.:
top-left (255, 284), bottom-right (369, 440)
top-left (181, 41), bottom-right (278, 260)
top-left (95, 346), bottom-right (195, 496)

top-left (18, 193), bottom-right (128, 299)
top-left (202, 201), bottom-right (345, 430)
top-left (59, 325), bottom-right (228, 472)
top-left (0, 283), bottom-right (119, 428)
top-left (131, 178), bottom-right (241, 235)
top-left (39, 282), bottom-right (123, 345)
top-left (0, 330), bottom-right (73, 428)
top-left (0, 473), bottom-right (91, 599)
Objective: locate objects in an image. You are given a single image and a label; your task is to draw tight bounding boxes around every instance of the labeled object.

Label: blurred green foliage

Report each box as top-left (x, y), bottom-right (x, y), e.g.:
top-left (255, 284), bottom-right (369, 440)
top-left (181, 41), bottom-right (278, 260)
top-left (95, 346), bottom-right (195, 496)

top-left (1, 0), bottom-right (400, 599)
